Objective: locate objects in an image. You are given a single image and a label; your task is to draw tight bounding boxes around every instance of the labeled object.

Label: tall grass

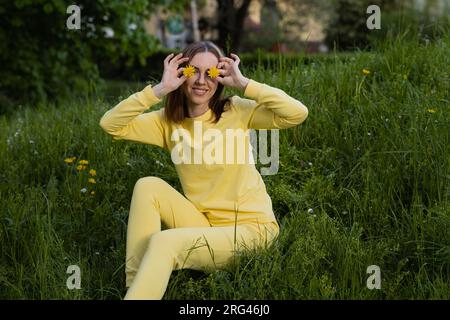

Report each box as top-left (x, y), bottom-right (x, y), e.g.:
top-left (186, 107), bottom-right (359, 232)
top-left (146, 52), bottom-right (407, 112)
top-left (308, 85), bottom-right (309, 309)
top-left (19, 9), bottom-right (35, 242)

top-left (0, 30), bottom-right (448, 299)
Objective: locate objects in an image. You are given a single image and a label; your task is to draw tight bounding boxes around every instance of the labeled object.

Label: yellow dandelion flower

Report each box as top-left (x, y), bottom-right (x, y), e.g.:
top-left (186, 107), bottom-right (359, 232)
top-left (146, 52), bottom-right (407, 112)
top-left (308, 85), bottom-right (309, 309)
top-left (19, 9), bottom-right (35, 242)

top-left (362, 69), bottom-right (371, 75)
top-left (89, 169), bottom-right (97, 176)
top-left (207, 66), bottom-right (220, 79)
top-left (427, 108), bottom-right (437, 113)
top-left (88, 178), bottom-right (96, 184)
top-left (64, 156), bottom-right (76, 164)
top-left (90, 190), bottom-right (95, 196)
top-left (183, 65), bottom-right (196, 78)
top-left (77, 165), bottom-right (87, 171)
top-left (79, 160), bottom-right (89, 165)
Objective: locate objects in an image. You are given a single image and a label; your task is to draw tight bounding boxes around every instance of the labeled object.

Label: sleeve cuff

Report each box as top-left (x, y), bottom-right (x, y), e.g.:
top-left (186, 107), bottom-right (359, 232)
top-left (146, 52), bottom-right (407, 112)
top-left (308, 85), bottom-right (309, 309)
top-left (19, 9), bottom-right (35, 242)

top-left (141, 84), bottom-right (163, 105)
top-left (243, 79), bottom-right (263, 100)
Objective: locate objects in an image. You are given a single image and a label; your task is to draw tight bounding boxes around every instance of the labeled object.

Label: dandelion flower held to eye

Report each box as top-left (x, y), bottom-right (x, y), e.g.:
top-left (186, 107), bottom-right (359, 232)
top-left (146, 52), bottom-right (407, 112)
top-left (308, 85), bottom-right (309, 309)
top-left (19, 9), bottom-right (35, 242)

top-left (207, 66), bottom-right (220, 79)
top-left (362, 68), bottom-right (371, 75)
top-left (183, 65), bottom-right (196, 78)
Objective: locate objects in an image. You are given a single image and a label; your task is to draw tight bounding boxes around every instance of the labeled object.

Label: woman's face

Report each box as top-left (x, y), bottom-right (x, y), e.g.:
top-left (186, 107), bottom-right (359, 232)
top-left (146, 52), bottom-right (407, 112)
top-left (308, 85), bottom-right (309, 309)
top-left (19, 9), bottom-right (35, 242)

top-left (182, 52), bottom-right (219, 107)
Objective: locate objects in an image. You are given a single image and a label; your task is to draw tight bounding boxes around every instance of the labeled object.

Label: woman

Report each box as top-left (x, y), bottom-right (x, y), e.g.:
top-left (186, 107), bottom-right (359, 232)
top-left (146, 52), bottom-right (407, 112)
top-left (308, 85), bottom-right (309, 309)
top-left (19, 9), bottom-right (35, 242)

top-left (99, 41), bottom-right (309, 300)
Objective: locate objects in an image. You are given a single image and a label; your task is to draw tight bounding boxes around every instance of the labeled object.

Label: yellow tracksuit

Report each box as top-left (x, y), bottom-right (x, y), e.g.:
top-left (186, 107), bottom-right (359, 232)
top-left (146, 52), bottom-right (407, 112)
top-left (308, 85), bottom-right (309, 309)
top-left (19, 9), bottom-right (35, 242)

top-left (99, 79), bottom-right (308, 299)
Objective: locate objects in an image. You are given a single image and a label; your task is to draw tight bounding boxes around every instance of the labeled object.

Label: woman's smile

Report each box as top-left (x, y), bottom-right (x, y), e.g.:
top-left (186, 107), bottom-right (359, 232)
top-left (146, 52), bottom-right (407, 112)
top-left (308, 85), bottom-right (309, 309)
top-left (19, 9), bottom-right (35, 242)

top-left (192, 87), bottom-right (209, 96)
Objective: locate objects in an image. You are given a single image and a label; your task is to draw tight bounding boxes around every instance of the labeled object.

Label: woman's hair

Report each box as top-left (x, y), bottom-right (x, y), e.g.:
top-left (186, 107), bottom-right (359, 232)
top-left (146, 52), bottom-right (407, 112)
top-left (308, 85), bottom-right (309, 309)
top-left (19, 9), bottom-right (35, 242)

top-left (163, 41), bottom-right (231, 124)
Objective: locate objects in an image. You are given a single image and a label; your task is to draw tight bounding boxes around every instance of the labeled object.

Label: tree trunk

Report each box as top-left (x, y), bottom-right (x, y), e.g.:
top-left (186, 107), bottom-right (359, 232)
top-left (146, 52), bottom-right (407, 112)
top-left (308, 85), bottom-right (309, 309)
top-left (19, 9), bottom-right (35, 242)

top-left (190, 0), bottom-right (201, 41)
top-left (216, 0), bottom-right (252, 53)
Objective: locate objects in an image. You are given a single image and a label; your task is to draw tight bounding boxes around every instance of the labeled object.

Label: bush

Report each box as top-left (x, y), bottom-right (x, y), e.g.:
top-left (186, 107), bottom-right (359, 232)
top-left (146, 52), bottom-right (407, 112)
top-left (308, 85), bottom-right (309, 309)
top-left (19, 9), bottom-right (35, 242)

top-left (325, 0), bottom-right (450, 51)
top-left (0, 0), bottom-right (166, 115)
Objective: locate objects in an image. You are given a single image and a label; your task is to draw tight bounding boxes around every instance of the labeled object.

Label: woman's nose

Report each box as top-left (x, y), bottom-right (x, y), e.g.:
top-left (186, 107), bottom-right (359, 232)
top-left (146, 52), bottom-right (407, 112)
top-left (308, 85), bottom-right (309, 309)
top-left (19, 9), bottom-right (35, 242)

top-left (196, 72), bottom-right (206, 84)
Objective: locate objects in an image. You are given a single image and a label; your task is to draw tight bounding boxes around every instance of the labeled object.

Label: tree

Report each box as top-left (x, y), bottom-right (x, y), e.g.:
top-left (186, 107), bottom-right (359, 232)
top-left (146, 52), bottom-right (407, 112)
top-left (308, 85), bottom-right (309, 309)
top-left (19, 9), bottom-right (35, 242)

top-left (216, 0), bottom-right (254, 53)
top-left (324, 0), bottom-right (405, 51)
top-left (0, 0), bottom-right (185, 112)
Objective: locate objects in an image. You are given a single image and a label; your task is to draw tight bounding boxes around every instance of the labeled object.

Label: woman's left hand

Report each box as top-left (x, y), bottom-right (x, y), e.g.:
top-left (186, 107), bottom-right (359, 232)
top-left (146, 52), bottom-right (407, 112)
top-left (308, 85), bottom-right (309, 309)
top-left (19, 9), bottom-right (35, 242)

top-left (216, 53), bottom-right (250, 91)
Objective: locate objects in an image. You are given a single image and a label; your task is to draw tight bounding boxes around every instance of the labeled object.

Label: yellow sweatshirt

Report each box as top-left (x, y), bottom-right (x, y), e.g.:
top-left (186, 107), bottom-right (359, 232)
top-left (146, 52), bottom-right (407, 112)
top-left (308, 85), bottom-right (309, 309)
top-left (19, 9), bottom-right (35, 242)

top-left (99, 79), bottom-right (308, 227)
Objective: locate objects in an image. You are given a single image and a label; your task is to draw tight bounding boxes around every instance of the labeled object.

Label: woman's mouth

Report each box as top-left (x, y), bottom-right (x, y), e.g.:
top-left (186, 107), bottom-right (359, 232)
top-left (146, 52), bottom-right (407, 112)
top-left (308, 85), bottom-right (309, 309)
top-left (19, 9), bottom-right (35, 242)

top-left (193, 87), bottom-right (208, 96)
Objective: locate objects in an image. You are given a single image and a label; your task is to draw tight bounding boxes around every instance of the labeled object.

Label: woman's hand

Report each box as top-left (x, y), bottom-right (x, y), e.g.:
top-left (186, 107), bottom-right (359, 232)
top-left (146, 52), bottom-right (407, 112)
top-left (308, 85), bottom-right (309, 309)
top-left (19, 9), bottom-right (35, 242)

top-left (153, 53), bottom-right (189, 99)
top-left (216, 53), bottom-right (250, 92)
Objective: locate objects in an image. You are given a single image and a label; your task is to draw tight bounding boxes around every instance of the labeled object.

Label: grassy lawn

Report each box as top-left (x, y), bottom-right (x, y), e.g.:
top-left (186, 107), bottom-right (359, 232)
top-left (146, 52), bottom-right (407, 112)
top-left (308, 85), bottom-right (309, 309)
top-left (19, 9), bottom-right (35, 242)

top-left (0, 33), bottom-right (448, 299)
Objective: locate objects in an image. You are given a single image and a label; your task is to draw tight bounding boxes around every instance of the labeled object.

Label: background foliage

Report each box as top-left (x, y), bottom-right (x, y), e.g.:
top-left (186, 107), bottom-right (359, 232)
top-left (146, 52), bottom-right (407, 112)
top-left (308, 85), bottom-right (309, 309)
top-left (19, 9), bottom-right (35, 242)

top-left (0, 24), bottom-right (448, 299)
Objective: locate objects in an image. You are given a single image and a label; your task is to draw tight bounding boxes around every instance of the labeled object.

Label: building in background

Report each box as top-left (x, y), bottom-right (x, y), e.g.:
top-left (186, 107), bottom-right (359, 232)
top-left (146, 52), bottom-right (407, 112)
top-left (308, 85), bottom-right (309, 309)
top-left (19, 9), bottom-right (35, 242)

top-left (143, 0), bottom-right (326, 52)
top-left (144, 0), bottom-right (448, 52)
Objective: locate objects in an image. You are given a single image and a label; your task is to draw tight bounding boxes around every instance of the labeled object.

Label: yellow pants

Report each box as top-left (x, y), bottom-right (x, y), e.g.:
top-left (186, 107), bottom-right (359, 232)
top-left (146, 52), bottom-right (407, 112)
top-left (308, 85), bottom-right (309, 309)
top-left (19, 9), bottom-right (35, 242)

top-left (123, 176), bottom-right (279, 300)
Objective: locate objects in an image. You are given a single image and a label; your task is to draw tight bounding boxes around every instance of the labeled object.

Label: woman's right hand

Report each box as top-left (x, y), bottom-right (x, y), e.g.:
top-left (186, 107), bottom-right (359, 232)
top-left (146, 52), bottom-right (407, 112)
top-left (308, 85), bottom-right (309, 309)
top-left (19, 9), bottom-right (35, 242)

top-left (153, 53), bottom-right (189, 99)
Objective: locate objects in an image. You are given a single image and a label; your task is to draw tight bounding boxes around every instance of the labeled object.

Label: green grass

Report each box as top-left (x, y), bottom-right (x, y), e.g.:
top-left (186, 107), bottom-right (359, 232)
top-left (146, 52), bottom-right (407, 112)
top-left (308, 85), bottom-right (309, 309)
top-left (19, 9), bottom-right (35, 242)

top-left (0, 31), bottom-right (449, 299)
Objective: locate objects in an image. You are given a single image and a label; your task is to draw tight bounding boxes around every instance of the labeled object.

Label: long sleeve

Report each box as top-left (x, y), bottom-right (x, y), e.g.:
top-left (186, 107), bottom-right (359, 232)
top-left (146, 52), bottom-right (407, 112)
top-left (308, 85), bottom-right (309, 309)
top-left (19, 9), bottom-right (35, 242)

top-left (234, 79), bottom-right (309, 129)
top-left (99, 84), bottom-right (167, 149)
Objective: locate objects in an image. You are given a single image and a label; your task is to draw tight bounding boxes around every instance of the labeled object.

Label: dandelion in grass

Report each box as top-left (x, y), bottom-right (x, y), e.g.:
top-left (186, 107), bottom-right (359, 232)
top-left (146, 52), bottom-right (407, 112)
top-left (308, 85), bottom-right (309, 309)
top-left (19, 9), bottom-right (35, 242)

top-left (64, 156), bottom-right (76, 164)
top-left (362, 69), bottom-right (371, 75)
top-left (89, 169), bottom-right (96, 176)
top-left (183, 65), bottom-right (196, 78)
top-left (427, 108), bottom-right (437, 113)
top-left (88, 178), bottom-right (96, 184)
top-left (77, 165), bottom-right (87, 171)
top-left (207, 66), bottom-right (220, 79)
top-left (79, 160), bottom-right (89, 165)
top-left (90, 190), bottom-right (95, 196)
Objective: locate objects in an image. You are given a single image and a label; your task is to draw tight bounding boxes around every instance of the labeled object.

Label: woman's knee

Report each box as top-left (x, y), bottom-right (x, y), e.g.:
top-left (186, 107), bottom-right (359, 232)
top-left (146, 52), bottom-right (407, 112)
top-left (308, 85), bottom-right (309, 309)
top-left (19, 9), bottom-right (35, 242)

top-left (134, 176), bottom-right (168, 193)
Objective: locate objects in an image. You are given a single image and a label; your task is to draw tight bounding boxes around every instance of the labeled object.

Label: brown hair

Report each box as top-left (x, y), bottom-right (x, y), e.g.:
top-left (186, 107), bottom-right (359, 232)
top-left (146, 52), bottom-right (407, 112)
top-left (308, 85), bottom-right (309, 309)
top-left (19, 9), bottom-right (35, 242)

top-left (163, 41), bottom-right (231, 124)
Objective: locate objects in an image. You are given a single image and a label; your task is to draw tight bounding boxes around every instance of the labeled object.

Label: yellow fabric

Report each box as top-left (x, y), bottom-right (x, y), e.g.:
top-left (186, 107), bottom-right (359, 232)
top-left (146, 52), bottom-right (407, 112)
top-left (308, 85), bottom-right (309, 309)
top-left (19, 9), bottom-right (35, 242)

top-left (99, 79), bottom-right (308, 227)
top-left (99, 79), bottom-right (309, 299)
top-left (122, 176), bottom-right (279, 299)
